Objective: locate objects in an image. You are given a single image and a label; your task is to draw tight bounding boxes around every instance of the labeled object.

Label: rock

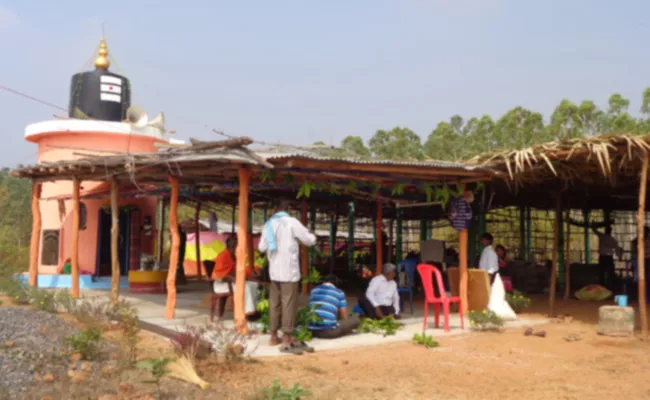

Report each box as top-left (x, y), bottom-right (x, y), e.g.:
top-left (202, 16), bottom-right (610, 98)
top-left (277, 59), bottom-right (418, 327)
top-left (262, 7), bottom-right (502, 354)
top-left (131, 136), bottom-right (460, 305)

top-left (70, 371), bottom-right (86, 383)
top-left (43, 373), bottom-right (55, 383)
top-left (119, 382), bottom-right (134, 395)
top-left (597, 306), bottom-right (635, 337)
top-left (81, 362), bottom-right (94, 373)
top-left (71, 353), bottom-right (83, 361)
top-left (101, 365), bottom-right (116, 376)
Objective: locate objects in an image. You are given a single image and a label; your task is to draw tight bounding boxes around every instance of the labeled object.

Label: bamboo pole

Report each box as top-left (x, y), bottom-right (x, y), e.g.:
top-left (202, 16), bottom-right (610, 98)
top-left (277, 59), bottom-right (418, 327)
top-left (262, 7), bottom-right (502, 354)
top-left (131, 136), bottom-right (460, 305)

top-left (300, 199), bottom-right (309, 294)
top-left (234, 167), bottom-right (250, 333)
top-left (28, 183), bottom-right (42, 287)
top-left (110, 179), bottom-right (120, 304)
top-left (458, 184), bottom-right (468, 314)
top-left (375, 203), bottom-right (383, 275)
top-left (194, 203), bottom-right (202, 279)
top-left (638, 153), bottom-right (648, 339)
top-left (157, 199), bottom-right (166, 263)
top-left (564, 210), bottom-right (571, 300)
top-left (549, 195), bottom-right (561, 317)
top-left (165, 176), bottom-right (180, 319)
top-left (71, 178), bottom-right (81, 298)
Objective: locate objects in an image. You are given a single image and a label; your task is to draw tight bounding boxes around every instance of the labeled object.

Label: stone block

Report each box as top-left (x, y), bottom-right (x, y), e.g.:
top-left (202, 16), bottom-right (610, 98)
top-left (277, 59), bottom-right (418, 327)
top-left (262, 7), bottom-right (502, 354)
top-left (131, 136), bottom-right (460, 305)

top-left (597, 305), bottom-right (635, 337)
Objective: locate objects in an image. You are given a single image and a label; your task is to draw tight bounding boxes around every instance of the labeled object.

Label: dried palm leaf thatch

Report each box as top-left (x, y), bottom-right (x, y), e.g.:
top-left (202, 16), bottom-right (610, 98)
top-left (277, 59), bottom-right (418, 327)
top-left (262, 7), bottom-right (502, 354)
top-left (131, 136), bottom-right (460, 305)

top-left (468, 133), bottom-right (650, 183)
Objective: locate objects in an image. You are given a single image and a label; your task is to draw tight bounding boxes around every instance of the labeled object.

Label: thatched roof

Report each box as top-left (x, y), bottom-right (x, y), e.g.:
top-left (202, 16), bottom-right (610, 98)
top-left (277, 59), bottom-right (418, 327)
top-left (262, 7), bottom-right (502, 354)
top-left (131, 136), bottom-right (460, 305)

top-left (469, 133), bottom-right (650, 210)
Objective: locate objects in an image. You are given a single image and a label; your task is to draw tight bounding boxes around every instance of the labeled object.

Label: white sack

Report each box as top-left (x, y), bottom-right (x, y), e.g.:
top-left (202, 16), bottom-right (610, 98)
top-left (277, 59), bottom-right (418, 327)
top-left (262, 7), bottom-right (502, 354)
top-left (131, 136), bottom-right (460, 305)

top-left (487, 273), bottom-right (517, 321)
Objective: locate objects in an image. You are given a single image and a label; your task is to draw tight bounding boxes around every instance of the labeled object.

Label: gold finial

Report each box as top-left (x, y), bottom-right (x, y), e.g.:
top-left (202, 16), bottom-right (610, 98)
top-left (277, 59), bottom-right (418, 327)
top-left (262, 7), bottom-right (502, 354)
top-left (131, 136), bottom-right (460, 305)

top-left (94, 38), bottom-right (110, 70)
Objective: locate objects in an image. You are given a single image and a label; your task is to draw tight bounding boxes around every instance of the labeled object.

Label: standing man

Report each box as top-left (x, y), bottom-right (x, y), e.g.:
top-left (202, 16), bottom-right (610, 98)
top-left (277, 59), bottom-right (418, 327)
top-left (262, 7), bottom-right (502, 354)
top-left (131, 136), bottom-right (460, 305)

top-left (479, 233), bottom-right (499, 283)
top-left (258, 200), bottom-right (316, 354)
top-left (592, 222), bottom-right (621, 290)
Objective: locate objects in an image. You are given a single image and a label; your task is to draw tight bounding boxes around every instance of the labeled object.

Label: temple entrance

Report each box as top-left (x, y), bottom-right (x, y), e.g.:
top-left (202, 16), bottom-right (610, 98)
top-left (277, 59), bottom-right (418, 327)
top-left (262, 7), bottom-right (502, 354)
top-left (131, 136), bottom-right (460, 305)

top-left (96, 208), bottom-right (135, 276)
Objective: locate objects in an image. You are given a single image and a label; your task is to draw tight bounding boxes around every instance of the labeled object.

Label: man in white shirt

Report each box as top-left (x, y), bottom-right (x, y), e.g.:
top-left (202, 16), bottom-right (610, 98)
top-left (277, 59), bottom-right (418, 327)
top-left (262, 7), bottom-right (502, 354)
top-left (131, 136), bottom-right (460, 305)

top-left (258, 201), bottom-right (316, 353)
top-left (592, 223), bottom-right (621, 289)
top-left (358, 263), bottom-right (401, 319)
top-left (479, 233), bottom-right (499, 282)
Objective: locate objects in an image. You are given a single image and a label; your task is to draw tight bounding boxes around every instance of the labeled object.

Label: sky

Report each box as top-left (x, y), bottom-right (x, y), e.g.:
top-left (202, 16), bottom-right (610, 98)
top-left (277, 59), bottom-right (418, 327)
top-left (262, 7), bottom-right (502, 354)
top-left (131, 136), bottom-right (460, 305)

top-left (1, 0), bottom-right (649, 167)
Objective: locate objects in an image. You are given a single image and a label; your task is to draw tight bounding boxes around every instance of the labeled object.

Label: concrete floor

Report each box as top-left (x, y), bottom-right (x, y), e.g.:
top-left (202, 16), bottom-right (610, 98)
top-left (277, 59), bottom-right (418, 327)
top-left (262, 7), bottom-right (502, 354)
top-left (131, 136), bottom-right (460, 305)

top-left (82, 281), bottom-right (548, 358)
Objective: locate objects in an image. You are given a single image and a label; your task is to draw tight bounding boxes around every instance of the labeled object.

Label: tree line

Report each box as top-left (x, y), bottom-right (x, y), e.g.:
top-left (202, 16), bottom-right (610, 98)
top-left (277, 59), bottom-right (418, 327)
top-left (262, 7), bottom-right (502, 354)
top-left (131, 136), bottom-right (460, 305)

top-left (316, 89), bottom-right (650, 161)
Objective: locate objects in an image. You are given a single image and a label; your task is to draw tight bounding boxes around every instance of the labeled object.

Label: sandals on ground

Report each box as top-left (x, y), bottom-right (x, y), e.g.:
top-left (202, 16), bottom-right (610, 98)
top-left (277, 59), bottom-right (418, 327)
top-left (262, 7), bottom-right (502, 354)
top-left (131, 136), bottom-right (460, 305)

top-left (279, 343), bottom-right (304, 355)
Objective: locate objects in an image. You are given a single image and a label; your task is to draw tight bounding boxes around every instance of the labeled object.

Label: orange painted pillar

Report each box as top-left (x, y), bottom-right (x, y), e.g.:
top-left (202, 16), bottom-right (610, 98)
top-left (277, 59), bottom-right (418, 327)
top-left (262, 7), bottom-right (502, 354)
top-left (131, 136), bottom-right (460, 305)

top-left (28, 183), bottom-right (42, 287)
top-left (458, 185), bottom-right (468, 314)
top-left (300, 199), bottom-right (309, 294)
top-left (194, 203), bottom-right (202, 279)
top-left (71, 178), bottom-right (81, 298)
top-left (234, 167), bottom-right (251, 333)
top-left (375, 202), bottom-right (383, 276)
top-left (165, 176), bottom-right (180, 319)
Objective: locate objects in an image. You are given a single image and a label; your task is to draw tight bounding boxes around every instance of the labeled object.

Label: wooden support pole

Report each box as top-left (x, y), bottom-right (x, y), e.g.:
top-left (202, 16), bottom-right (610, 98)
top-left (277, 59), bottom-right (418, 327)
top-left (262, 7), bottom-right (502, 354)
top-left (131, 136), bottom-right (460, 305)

top-left (28, 183), bottom-right (42, 287)
top-left (637, 153), bottom-right (648, 339)
top-left (564, 210), bottom-right (571, 300)
top-left (301, 199), bottom-right (309, 294)
top-left (458, 184), bottom-right (468, 314)
top-left (165, 176), bottom-right (180, 319)
top-left (348, 202), bottom-right (355, 272)
top-left (71, 178), bottom-right (81, 298)
top-left (110, 179), bottom-right (120, 304)
top-left (234, 167), bottom-right (251, 333)
top-left (375, 203), bottom-right (383, 276)
top-left (157, 199), bottom-right (166, 263)
top-left (194, 203), bottom-right (202, 279)
top-left (549, 195), bottom-right (561, 317)
top-left (388, 218), bottom-right (394, 263)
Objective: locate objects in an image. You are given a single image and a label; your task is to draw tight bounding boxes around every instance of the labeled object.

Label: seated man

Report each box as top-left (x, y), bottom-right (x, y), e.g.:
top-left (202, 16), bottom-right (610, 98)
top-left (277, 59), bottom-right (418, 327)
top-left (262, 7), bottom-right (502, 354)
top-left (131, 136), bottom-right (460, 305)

top-left (358, 263), bottom-right (401, 319)
top-left (308, 275), bottom-right (360, 339)
top-left (212, 236), bottom-right (259, 321)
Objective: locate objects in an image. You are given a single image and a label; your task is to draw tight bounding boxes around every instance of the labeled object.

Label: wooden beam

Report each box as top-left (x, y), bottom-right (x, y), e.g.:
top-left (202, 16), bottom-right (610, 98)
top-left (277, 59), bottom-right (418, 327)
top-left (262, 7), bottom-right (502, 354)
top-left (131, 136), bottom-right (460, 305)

top-left (458, 184), bottom-right (468, 314)
top-left (638, 153), bottom-right (648, 339)
top-left (564, 210), bottom-right (571, 301)
top-left (234, 167), bottom-right (251, 333)
top-left (301, 199), bottom-right (309, 295)
top-left (194, 202), bottom-right (202, 279)
top-left (110, 178), bottom-right (120, 305)
top-left (375, 203), bottom-right (383, 276)
top-left (28, 183), bottom-right (42, 287)
top-left (549, 195), bottom-right (561, 317)
top-left (165, 176), bottom-right (180, 319)
top-left (71, 178), bottom-right (81, 298)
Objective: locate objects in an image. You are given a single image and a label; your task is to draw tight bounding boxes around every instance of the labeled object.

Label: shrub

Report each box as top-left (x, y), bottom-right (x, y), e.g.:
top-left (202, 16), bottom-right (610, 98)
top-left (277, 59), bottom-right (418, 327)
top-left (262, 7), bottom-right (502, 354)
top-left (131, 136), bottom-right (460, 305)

top-left (113, 302), bottom-right (140, 367)
top-left (292, 304), bottom-right (321, 342)
top-left (258, 380), bottom-right (312, 400)
top-left (0, 276), bottom-right (30, 305)
top-left (506, 290), bottom-right (531, 313)
top-left (412, 332), bottom-right (439, 348)
top-left (66, 328), bottom-right (103, 360)
top-left (257, 298), bottom-right (270, 333)
top-left (357, 316), bottom-right (403, 336)
top-left (203, 322), bottom-right (253, 363)
top-left (171, 324), bottom-right (208, 363)
top-left (468, 310), bottom-right (504, 332)
top-left (29, 288), bottom-right (57, 313)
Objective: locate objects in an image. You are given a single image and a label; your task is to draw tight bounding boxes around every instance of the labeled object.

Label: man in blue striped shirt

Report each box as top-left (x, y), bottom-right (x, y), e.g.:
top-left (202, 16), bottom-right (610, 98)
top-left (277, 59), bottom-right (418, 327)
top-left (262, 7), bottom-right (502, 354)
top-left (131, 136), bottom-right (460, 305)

top-left (308, 275), bottom-right (360, 339)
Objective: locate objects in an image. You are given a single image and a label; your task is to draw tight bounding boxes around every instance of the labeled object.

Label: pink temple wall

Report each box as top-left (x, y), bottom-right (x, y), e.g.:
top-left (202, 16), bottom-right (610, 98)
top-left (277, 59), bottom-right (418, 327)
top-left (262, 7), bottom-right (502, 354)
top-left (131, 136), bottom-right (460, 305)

top-left (32, 130), bottom-right (164, 274)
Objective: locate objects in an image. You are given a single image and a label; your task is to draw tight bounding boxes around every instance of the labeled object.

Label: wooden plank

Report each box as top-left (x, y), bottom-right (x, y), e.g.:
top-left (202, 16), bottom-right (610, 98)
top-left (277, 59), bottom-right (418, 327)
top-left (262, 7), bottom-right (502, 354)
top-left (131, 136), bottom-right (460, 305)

top-left (549, 195), bottom-right (561, 317)
top-left (458, 184), bottom-right (468, 314)
top-left (301, 199), bottom-right (309, 294)
top-left (638, 153), bottom-right (648, 339)
top-left (234, 167), bottom-right (251, 334)
top-left (110, 178), bottom-right (120, 304)
top-left (71, 178), bottom-right (81, 298)
top-left (375, 203), bottom-right (383, 276)
top-left (564, 210), bottom-right (571, 300)
top-left (195, 202), bottom-right (202, 280)
top-left (165, 176), bottom-right (180, 319)
top-left (28, 183), bottom-right (42, 287)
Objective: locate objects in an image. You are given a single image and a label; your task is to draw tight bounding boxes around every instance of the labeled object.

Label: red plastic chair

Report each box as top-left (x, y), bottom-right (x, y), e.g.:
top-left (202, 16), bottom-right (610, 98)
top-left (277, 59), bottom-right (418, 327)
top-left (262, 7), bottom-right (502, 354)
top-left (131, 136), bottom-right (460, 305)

top-left (417, 263), bottom-right (464, 332)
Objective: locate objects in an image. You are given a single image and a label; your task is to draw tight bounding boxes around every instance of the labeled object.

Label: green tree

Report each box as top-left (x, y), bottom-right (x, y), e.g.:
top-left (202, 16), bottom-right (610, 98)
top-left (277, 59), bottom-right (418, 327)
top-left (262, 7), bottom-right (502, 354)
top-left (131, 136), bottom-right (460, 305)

top-left (340, 136), bottom-right (371, 158)
top-left (425, 121), bottom-right (465, 161)
top-left (493, 106), bottom-right (547, 149)
top-left (603, 93), bottom-right (637, 133)
top-left (0, 168), bottom-right (32, 272)
top-left (368, 127), bottom-right (424, 160)
top-left (548, 99), bottom-right (582, 140)
top-left (577, 100), bottom-right (604, 137)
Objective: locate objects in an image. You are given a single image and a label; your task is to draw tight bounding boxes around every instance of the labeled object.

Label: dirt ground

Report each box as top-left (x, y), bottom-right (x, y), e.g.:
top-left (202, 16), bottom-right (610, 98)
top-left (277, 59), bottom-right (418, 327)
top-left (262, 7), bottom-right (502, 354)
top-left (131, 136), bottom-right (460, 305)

top-left (3, 294), bottom-right (650, 400)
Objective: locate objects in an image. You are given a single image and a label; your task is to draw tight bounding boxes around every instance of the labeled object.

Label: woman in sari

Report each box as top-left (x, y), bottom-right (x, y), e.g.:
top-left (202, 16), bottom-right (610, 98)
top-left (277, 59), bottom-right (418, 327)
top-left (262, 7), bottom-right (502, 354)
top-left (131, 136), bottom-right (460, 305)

top-left (212, 236), bottom-right (259, 321)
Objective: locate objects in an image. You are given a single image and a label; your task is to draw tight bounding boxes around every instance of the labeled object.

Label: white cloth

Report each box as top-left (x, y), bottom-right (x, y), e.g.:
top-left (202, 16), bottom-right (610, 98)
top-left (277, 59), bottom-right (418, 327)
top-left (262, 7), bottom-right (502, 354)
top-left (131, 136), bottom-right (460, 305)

top-left (258, 215), bottom-right (316, 282)
top-left (487, 273), bottom-right (517, 321)
top-left (213, 281), bottom-right (259, 315)
top-left (365, 275), bottom-right (400, 315)
top-left (479, 246), bottom-right (499, 275)
top-left (597, 233), bottom-right (619, 256)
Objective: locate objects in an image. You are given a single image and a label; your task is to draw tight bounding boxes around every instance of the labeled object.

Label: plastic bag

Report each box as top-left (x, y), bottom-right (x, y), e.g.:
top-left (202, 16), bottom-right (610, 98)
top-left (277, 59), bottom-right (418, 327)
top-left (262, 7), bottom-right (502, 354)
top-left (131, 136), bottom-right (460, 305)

top-left (574, 284), bottom-right (612, 301)
top-left (488, 273), bottom-right (517, 320)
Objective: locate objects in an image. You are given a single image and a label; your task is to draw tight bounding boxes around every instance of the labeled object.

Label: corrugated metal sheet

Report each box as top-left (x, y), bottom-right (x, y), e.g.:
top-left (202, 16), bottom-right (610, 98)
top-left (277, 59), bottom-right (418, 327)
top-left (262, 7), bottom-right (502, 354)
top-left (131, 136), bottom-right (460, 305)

top-left (259, 151), bottom-right (489, 172)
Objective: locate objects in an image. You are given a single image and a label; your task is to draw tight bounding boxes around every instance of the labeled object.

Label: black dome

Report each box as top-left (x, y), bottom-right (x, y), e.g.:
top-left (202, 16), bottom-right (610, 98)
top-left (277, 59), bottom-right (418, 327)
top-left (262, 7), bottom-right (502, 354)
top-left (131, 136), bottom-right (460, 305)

top-left (68, 69), bottom-right (132, 122)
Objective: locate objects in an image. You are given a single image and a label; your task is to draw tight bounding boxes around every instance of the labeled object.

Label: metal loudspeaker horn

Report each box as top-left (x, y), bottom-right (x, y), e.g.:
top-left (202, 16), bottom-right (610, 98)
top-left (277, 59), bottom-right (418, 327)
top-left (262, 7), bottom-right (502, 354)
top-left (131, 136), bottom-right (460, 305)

top-left (147, 112), bottom-right (166, 132)
top-left (126, 106), bottom-right (149, 128)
